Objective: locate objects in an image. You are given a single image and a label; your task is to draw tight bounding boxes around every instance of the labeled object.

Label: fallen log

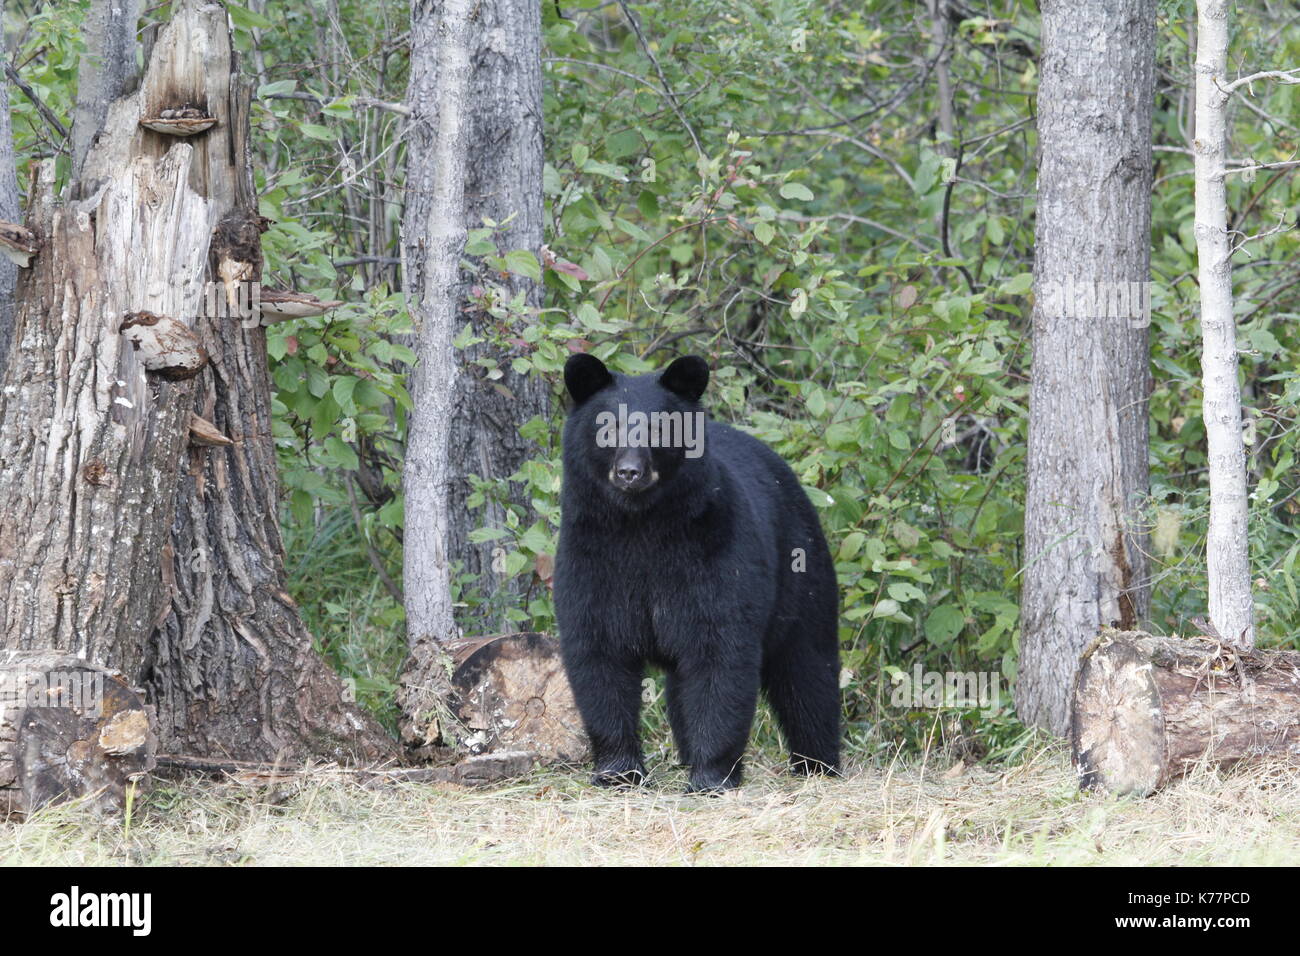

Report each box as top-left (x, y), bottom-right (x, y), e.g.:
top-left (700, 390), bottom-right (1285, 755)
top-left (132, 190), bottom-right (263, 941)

top-left (1070, 629), bottom-right (1300, 795)
top-left (0, 650), bottom-right (156, 815)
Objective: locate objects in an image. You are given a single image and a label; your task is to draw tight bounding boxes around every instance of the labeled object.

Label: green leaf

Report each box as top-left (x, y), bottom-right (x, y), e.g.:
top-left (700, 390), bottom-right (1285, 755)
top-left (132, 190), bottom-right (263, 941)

top-left (258, 79), bottom-right (297, 97)
top-left (779, 182), bottom-right (815, 201)
top-left (290, 489), bottom-right (313, 526)
top-left (606, 129), bottom-right (642, 159)
top-left (925, 605), bottom-right (966, 646)
top-left (1000, 273), bottom-right (1034, 295)
top-left (306, 363), bottom-right (330, 398)
top-left (837, 531), bottom-right (865, 561)
top-left (332, 376), bottom-right (359, 411)
top-left (227, 3), bottom-right (274, 30)
top-left (520, 524), bottom-right (552, 554)
top-left (887, 581), bottom-right (925, 603)
top-left (325, 436), bottom-right (359, 470)
top-left (452, 323), bottom-right (482, 349)
top-left (582, 159), bottom-right (629, 181)
top-left (504, 249), bottom-right (542, 281)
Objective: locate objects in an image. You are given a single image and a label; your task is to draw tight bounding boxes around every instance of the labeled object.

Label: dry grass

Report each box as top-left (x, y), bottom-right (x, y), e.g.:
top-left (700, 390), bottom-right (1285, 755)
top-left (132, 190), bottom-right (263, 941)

top-left (4, 743), bottom-right (1300, 865)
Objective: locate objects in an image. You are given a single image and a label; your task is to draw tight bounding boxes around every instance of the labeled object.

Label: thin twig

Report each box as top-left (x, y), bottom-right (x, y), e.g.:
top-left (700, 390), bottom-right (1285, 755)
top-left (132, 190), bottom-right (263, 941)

top-left (4, 62), bottom-right (68, 139)
top-left (616, 1), bottom-right (704, 161)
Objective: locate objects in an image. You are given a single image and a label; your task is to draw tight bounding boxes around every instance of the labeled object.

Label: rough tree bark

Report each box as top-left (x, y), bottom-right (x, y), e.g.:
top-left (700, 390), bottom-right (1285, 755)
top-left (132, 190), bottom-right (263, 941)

top-left (1191, 0), bottom-right (1255, 649)
top-left (0, 0), bottom-right (392, 767)
top-left (0, 150), bottom-right (201, 672)
top-left (446, 0), bottom-right (548, 627)
top-left (399, 0), bottom-right (548, 747)
top-left (1017, 0), bottom-right (1156, 735)
top-left (131, 1), bottom-right (394, 762)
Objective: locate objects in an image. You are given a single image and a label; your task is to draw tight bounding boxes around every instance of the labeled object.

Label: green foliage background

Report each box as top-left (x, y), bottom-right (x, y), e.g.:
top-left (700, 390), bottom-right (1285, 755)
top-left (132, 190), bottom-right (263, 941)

top-left (9, 0), bottom-right (1300, 757)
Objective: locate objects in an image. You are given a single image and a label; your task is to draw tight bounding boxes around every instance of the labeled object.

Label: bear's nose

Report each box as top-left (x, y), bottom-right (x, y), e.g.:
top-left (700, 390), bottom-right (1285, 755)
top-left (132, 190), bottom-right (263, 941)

top-left (610, 449), bottom-right (655, 492)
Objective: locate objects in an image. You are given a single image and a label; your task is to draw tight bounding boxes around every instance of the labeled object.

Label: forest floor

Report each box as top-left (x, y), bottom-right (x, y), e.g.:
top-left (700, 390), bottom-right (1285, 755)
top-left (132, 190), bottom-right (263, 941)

top-left (5, 741), bottom-right (1300, 865)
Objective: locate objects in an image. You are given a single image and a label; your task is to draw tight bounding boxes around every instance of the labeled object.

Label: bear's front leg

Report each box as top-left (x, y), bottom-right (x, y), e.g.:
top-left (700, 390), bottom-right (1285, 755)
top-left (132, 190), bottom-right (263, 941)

top-left (672, 650), bottom-right (761, 794)
top-left (560, 641), bottom-right (647, 787)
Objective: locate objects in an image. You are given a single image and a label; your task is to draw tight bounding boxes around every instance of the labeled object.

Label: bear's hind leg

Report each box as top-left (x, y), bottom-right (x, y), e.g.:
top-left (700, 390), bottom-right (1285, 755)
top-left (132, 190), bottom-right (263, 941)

top-left (763, 638), bottom-right (841, 776)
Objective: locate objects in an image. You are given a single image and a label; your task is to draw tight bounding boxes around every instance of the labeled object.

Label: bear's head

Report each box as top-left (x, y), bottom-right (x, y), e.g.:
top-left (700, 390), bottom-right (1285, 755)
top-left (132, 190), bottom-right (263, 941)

top-left (562, 353), bottom-right (709, 511)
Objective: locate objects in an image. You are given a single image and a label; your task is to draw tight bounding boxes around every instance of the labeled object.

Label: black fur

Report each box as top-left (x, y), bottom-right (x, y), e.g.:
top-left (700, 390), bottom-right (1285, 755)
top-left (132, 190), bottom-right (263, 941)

top-left (554, 354), bottom-right (841, 793)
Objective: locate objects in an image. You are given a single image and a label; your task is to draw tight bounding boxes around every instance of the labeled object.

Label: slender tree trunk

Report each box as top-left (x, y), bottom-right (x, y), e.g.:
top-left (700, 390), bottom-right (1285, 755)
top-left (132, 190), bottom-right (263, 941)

top-left (1192, 0), bottom-right (1254, 648)
top-left (447, 0), bottom-right (548, 628)
top-left (398, 0), bottom-right (548, 747)
top-left (135, 1), bottom-right (394, 762)
top-left (926, 0), bottom-right (956, 154)
top-left (0, 0), bottom-right (21, 372)
top-left (399, 0), bottom-right (476, 746)
top-left (1017, 0), bottom-right (1156, 734)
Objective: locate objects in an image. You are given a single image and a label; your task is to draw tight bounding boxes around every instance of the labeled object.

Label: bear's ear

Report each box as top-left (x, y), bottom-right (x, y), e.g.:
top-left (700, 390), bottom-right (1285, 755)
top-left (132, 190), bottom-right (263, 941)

top-left (564, 353), bottom-right (613, 404)
top-left (659, 355), bottom-right (709, 402)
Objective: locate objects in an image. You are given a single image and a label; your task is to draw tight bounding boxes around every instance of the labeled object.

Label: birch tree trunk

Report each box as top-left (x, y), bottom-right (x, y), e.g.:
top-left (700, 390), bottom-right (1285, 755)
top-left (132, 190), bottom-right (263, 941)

top-left (399, 0), bottom-right (476, 746)
top-left (1191, 0), bottom-right (1254, 649)
top-left (1017, 0), bottom-right (1156, 734)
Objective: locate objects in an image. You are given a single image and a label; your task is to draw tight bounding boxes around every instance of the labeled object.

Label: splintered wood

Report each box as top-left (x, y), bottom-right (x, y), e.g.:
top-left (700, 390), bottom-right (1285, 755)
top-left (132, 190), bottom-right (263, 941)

top-left (1071, 629), bottom-right (1300, 795)
top-left (450, 633), bottom-right (588, 763)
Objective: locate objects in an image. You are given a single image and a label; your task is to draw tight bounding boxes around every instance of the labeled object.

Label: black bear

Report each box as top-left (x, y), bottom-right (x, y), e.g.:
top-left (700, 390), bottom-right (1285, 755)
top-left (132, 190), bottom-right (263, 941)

top-left (554, 353), bottom-right (840, 792)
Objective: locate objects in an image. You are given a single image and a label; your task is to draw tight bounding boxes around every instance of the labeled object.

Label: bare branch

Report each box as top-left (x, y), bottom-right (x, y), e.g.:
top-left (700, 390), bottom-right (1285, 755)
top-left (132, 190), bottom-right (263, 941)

top-left (1220, 67), bottom-right (1300, 95)
top-left (3, 63), bottom-right (69, 140)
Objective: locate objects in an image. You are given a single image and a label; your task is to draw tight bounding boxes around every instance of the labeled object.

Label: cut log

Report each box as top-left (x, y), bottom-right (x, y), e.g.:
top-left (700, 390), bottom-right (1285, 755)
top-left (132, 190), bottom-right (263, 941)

top-left (446, 633), bottom-right (588, 763)
top-left (0, 650), bottom-right (156, 816)
top-left (1071, 628), bottom-right (1300, 796)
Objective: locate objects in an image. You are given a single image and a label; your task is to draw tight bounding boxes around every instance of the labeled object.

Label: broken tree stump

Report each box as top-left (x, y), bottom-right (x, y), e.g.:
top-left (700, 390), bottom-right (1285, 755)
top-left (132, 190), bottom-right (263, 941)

top-left (449, 633), bottom-right (588, 763)
top-left (1071, 629), bottom-right (1300, 796)
top-left (0, 650), bottom-right (156, 816)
